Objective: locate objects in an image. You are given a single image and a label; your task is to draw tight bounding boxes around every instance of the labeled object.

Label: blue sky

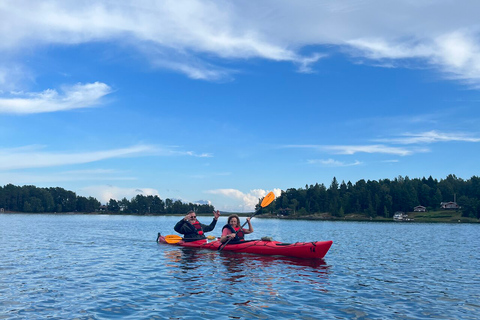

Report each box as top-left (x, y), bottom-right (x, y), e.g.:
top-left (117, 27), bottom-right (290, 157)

top-left (1, 0), bottom-right (480, 212)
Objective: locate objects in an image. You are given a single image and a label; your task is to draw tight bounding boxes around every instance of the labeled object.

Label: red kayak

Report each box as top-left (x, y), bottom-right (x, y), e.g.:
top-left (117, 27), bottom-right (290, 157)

top-left (157, 234), bottom-right (333, 259)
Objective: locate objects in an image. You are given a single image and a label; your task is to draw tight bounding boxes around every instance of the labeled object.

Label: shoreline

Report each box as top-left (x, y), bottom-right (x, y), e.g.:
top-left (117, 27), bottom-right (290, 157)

top-left (2, 211), bottom-right (479, 223)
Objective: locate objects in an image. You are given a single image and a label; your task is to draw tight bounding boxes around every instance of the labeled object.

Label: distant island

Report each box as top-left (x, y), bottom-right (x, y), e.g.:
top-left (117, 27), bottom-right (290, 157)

top-left (1, 174), bottom-right (479, 223)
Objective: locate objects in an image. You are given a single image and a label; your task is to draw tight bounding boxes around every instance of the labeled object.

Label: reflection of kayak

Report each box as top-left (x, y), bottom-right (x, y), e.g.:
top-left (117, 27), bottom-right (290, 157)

top-left (157, 234), bottom-right (333, 259)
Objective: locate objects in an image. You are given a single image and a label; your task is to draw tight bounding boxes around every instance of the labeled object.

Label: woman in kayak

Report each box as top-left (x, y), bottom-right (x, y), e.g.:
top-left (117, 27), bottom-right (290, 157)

top-left (174, 210), bottom-right (220, 242)
top-left (220, 214), bottom-right (253, 244)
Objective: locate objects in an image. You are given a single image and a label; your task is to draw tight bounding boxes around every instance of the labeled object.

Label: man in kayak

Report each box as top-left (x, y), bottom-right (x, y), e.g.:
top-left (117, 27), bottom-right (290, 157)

top-left (174, 210), bottom-right (220, 242)
top-left (219, 214), bottom-right (253, 244)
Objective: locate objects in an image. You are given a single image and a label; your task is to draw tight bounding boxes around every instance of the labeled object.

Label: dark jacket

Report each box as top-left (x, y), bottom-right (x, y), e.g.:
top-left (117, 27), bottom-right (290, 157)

top-left (174, 218), bottom-right (218, 242)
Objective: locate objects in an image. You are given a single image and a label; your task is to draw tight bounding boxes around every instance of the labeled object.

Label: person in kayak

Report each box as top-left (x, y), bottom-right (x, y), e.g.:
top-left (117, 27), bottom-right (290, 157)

top-left (220, 214), bottom-right (253, 244)
top-left (174, 210), bottom-right (220, 242)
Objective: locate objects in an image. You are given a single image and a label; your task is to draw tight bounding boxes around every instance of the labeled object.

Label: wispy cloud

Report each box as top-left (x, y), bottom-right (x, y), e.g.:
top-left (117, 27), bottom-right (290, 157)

top-left (0, 144), bottom-right (208, 170)
top-left (0, 63), bottom-right (32, 92)
top-left (307, 158), bottom-right (362, 167)
top-left (376, 130), bottom-right (480, 144)
top-left (0, 1), bottom-right (318, 82)
top-left (348, 30), bottom-right (480, 88)
top-left (3, 1), bottom-right (480, 85)
top-left (324, 144), bottom-right (420, 156)
top-left (183, 151), bottom-right (213, 158)
top-left (0, 169), bottom-right (137, 185)
top-left (283, 144), bottom-right (417, 156)
top-left (283, 130), bottom-right (478, 158)
top-left (381, 159), bottom-right (400, 163)
top-left (0, 82), bottom-right (112, 114)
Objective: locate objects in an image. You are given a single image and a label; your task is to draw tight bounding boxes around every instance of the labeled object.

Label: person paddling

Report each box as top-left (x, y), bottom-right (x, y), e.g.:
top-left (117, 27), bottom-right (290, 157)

top-left (174, 210), bottom-right (220, 242)
top-left (220, 214), bottom-right (253, 244)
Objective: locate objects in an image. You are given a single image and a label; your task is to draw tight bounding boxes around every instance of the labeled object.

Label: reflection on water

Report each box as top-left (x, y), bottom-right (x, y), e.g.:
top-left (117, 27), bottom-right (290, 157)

top-left (1, 214), bottom-right (479, 320)
top-left (160, 244), bottom-right (333, 318)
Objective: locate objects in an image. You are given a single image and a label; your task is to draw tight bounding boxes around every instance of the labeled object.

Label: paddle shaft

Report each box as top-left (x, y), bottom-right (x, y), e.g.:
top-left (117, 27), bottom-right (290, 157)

top-left (218, 191), bottom-right (275, 251)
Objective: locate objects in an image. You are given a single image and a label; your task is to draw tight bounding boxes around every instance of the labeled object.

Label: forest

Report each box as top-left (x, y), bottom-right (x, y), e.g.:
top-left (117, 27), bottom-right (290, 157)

top-left (266, 175), bottom-right (480, 219)
top-left (0, 184), bottom-right (214, 214)
top-left (1, 174), bottom-right (479, 218)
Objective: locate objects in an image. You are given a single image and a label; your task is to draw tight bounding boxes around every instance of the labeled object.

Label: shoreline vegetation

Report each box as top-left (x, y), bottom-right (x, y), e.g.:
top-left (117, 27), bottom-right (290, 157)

top-left (2, 174), bottom-right (480, 223)
top-left (3, 210), bottom-right (478, 223)
top-left (256, 211), bottom-right (480, 223)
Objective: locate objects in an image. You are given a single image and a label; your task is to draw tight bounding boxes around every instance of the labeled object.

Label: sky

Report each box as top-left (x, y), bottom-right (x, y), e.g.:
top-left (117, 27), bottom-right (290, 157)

top-left (1, 0), bottom-right (480, 212)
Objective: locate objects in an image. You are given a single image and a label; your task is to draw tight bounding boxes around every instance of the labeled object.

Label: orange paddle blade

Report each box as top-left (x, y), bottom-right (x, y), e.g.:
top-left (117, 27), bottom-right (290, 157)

top-left (165, 235), bottom-right (183, 244)
top-left (261, 191), bottom-right (275, 208)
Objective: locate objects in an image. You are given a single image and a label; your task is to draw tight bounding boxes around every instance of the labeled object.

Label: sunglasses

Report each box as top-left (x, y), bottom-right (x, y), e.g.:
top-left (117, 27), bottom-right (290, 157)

top-left (190, 216), bottom-right (197, 219)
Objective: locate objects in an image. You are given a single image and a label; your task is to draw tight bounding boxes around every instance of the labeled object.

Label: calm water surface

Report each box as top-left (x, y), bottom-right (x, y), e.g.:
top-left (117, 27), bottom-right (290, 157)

top-left (1, 214), bottom-right (479, 319)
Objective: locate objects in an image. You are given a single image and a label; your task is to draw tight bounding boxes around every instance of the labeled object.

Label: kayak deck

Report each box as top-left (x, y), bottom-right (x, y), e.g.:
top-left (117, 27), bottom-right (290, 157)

top-left (157, 234), bottom-right (332, 259)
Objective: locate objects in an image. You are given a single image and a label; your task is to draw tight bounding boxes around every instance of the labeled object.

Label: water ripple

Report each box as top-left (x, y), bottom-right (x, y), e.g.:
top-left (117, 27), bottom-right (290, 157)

top-left (1, 215), bottom-right (479, 319)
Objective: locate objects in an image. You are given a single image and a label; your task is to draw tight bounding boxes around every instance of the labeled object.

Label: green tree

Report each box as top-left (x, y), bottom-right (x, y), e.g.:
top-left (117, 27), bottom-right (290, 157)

top-left (108, 199), bottom-right (120, 213)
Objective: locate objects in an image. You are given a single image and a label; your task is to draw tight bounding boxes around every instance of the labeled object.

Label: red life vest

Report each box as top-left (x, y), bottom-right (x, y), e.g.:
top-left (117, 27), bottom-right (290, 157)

top-left (222, 224), bottom-right (244, 242)
top-left (192, 221), bottom-right (204, 235)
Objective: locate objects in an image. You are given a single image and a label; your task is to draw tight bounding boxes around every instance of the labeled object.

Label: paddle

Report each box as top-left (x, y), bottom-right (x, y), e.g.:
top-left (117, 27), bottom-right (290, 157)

top-left (165, 234), bottom-right (183, 244)
top-left (164, 234), bottom-right (217, 244)
top-left (218, 191), bottom-right (275, 251)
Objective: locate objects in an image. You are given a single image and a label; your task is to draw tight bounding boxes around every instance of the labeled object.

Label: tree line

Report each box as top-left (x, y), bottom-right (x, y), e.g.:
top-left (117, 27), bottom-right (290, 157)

top-left (0, 184), bottom-right (214, 214)
top-left (2, 174), bottom-right (479, 218)
top-left (260, 175), bottom-right (480, 219)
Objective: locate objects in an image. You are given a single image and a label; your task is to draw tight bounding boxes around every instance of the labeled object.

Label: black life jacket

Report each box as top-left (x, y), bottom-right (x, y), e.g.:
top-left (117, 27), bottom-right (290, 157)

top-left (222, 224), bottom-right (244, 243)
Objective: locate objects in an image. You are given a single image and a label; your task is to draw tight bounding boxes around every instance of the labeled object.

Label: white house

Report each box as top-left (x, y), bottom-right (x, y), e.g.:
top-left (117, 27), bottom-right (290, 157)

top-left (393, 211), bottom-right (407, 221)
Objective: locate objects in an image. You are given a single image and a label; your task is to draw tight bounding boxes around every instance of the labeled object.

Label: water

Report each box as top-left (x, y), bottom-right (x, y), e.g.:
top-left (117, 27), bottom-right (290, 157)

top-left (1, 214), bottom-right (479, 319)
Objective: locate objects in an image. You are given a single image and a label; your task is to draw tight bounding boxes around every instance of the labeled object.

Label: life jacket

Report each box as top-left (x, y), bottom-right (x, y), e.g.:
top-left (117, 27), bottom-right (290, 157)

top-left (192, 221), bottom-right (204, 235)
top-left (222, 224), bottom-right (244, 243)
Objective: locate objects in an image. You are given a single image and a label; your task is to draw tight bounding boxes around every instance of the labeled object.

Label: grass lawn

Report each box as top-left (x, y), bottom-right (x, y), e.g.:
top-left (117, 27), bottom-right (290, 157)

top-left (409, 210), bottom-right (478, 223)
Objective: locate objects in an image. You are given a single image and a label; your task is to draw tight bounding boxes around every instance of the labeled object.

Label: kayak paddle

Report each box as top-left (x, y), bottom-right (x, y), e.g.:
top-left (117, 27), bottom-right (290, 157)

top-left (218, 191), bottom-right (275, 251)
top-left (165, 234), bottom-right (183, 244)
top-left (164, 234), bottom-right (217, 244)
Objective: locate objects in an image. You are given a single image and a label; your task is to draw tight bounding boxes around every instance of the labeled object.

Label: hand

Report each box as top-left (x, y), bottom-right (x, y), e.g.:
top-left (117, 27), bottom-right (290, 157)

top-left (213, 210), bottom-right (220, 219)
top-left (246, 217), bottom-right (251, 223)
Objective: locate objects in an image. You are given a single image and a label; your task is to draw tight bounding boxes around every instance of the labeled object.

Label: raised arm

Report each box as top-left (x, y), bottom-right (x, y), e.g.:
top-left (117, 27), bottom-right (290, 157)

top-left (243, 217), bottom-right (254, 234)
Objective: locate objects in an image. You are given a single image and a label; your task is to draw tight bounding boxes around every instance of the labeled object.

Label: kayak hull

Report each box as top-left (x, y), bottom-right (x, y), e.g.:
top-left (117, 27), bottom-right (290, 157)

top-left (157, 234), bottom-right (332, 259)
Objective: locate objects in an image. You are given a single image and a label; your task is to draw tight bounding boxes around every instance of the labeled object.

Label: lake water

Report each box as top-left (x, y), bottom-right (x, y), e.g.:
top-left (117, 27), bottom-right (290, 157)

top-left (1, 214), bottom-right (479, 319)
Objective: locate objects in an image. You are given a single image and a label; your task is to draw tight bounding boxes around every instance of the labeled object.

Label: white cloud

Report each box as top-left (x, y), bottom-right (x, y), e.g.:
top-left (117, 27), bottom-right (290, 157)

top-left (0, 144), bottom-right (157, 170)
top-left (377, 130), bottom-right (480, 144)
top-left (206, 188), bottom-right (281, 212)
top-left (348, 30), bottom-right (480, 88)
top-left (0, 1), bottom-right (313, 82)
top-left (283, 130), bottom-right (478, 158)
top-left (434, 31), bottom-right (480, 86)
top-left (0, 169), bottom-right (137, 186)
top-left (0, 143), bottom-right (212, 175)
top-left (381, 160), bottom-right (399, 163)
top-left (3, 1), bottom-right (479, 85)
top-left (0, 82), bottom-right (112, 114)
top-left (307, 158), bottom-right (362, 167)
top-left (0, 64), bottom-right (32, 92)
top-left (284, 144), bottom-right (416, 156)
top-left (78, 185), bottom-right (160, 204)
top-left (324, 144), bottom-right (415, 156)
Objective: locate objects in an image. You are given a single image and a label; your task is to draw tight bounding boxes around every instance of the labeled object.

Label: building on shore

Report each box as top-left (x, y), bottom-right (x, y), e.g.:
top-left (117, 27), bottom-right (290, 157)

top-left (414, 205), bottom-right (426, 212)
